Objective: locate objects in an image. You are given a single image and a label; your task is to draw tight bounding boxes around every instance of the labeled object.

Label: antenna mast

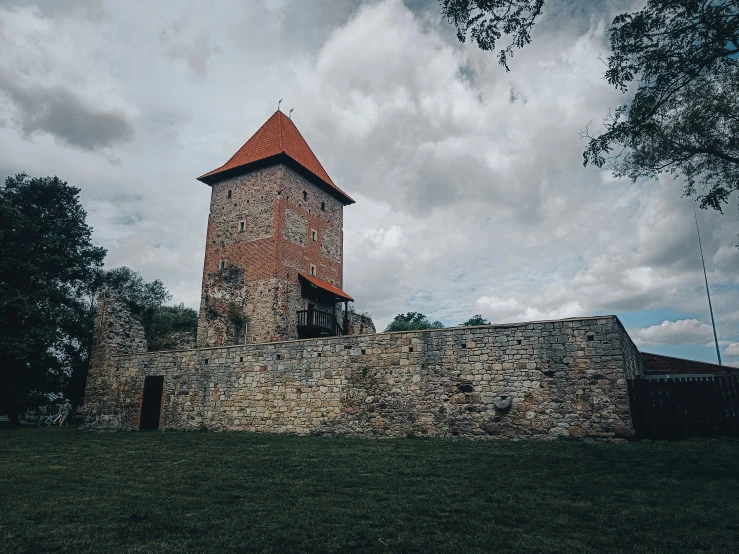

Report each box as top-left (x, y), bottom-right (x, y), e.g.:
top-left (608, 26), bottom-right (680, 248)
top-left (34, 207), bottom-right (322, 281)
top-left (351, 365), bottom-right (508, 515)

top-left (694, 206), bottom-right (722, 365)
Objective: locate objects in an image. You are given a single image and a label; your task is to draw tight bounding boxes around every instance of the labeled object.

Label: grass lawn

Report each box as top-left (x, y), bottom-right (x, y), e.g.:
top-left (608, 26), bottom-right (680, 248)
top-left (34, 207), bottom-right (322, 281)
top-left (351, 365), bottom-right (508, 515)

top-left (1, 427), bottom-right (738, 553)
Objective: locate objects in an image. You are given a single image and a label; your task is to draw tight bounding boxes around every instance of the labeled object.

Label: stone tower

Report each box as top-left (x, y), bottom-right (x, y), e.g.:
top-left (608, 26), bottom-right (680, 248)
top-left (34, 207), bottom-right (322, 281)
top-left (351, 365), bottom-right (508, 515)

top-left (196, 110), bottom-right (356, 346)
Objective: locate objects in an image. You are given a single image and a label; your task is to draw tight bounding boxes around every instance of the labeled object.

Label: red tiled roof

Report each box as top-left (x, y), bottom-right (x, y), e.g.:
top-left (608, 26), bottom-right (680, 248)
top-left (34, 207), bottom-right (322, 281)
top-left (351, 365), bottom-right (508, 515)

top-left (197, 110), bottom-right (354, 204)
top-left (298, 273), bottom-right (354, 302)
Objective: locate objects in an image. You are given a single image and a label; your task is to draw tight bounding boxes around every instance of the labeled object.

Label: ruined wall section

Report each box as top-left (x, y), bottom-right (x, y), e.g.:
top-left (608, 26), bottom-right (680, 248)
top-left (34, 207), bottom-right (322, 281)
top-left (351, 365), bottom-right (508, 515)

top-left (347, 312), bottom-right (376, 335)
top-left (84, 292), bottom-right (147, 429)
top-left (92, 316), bottom-right (639, 439)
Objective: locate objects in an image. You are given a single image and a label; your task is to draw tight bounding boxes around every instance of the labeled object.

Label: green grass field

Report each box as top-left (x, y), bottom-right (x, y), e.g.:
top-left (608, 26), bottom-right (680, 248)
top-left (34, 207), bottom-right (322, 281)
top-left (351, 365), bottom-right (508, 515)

top-left (1, 427), bottom-right (738, 553)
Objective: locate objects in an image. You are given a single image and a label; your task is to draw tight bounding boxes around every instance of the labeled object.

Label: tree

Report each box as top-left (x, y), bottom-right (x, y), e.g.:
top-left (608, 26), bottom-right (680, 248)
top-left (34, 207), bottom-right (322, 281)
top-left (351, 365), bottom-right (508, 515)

top-left (441, 0), bottom-right (739, 211)
top-left (385, 312), bottom-right (445, 332)
top-left (145, 304), bottom-right (199, 351)
top-left (461, 314), bottom-right (490, 326)
top-left (0, 173), bottom-right (106, 423)
top-left (440, 0), bottom-right (544, 70)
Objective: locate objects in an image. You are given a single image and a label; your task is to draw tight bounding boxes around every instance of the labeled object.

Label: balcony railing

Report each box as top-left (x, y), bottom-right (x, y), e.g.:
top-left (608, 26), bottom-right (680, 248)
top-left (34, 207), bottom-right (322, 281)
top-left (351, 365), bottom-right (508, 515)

top-left (296, 309), bottom-right (345, 338)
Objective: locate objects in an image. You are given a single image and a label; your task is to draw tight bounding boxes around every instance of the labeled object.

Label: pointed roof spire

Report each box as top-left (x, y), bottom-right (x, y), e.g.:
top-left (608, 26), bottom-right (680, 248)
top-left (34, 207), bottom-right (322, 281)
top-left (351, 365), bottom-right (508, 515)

top-left (197, 110), bottom-right (354, 205)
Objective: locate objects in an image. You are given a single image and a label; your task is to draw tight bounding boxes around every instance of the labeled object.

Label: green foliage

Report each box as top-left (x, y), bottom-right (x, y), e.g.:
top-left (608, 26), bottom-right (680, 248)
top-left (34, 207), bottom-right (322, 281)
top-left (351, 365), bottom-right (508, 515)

top-left (144, 304), bottom-right (199, 351)
top-left (385, 312), bottom-right (445, 332)
top-left (461, 314), bottom-right (490, 326)
top-left (0, 173), bottom-right (106, 422)
top-left (440, 0), bottom-right (545, 70)
top-left (103, 266), bottom-right (171, 314)
top-left (442, 0), bottom-right (739, 211)
top-left (583, 0), bottom-right (739, 212)
top-left (101, 267), bottom-right (194, 351)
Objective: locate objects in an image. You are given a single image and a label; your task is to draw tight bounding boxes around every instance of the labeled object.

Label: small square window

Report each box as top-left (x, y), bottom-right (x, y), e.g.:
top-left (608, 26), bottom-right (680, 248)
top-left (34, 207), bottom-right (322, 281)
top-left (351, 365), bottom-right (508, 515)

top-left (277, 354), bottom-right (282, 360)
top-left (321, 201), bottom-right (325, 211)
top-left (587, 335), bottom-right (595, 342)
top-left (303, 191), bottom-right (308, 201)
top-left (239, 357), bottom-right (243, 362)
top-left (227, 190), bottom-right (232, 199)
top-left (219, 259), bottom-right (227, 270)
top-left (311, 229), bottom-right (317, 241)
top-left (317, 352), bottom-right (322, 357)
top-left (239, 220), bottom-right (246, 232)
top-left (310, 264), bottom-right (316, 277)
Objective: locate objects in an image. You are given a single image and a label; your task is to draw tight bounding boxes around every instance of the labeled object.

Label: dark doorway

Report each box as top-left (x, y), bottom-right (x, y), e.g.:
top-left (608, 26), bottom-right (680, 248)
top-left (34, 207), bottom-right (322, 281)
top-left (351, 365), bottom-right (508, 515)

top-left (140, 376), bottom-right (164, 430)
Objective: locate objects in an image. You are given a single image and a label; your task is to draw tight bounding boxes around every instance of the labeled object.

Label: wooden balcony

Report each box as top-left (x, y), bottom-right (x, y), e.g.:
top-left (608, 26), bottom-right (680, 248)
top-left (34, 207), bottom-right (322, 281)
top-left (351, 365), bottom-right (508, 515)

top-left (296, 309), bottom-right (345, 339)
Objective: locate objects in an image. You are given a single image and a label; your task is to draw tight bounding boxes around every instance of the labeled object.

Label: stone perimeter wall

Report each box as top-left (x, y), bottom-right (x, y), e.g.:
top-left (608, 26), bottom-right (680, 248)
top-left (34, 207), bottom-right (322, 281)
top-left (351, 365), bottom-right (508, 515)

top-left (85, 295), bottom-right (643, 439)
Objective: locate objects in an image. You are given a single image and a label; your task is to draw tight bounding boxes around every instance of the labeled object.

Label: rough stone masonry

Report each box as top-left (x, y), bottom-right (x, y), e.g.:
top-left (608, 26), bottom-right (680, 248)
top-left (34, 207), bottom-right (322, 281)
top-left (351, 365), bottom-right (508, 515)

top-left (85, 293), bottom-right (643, 439)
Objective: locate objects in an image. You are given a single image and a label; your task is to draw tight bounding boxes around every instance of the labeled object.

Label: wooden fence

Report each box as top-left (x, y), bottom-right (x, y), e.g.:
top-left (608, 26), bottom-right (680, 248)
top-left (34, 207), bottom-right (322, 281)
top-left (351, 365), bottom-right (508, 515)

top-left (628, 376), bottom-right (739, 440)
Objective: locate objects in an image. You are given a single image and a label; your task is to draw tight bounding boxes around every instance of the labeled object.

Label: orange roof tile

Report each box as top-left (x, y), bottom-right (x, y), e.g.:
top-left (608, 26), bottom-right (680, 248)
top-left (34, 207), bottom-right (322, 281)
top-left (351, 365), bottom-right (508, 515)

top-left (197, 110), bottom-right (354, 204)
top-left (298, 273), bottom-right (354, 302)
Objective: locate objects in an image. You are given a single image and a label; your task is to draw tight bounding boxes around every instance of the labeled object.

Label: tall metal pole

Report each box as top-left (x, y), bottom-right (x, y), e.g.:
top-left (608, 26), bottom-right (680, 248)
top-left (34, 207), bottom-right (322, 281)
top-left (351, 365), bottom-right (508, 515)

top-left (694, 207), bottom-right (722, 365)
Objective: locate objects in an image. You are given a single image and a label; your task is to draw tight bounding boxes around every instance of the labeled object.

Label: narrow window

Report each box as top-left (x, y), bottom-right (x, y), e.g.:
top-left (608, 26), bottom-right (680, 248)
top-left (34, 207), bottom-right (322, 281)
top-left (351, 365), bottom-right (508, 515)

top-left (227, 190), bottom-right (232, 199)
top-left (239, 220), bottom-right (246, 232)
top-left (310, 264), bottom-right (316, 277)
top-left (219, 259), bottom-right (227, 270)
top-left (303, 190), bottom-right (308, 201)
top-left (321, 201), bottom-right (325, 211)
top-left (311, 229), bottom-right (317, 241)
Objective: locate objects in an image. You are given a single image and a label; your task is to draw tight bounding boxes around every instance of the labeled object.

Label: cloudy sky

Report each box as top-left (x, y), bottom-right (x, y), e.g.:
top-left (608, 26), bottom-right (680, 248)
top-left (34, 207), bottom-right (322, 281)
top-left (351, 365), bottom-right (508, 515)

top-left (1, 0), bottom-right (737, 365)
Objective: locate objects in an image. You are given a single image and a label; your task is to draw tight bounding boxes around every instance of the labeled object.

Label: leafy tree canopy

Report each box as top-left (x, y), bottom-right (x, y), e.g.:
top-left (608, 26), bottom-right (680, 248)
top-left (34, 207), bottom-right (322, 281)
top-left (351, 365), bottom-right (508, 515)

top-left (0, 173), bottom-right (106, 422)
top-left (103, 266), bottom-right (170, 314)
top-left (442, 0), bottom-right (739, 211)
top-left (144, 303), bottom-right (199, 351)
top-left (461, 314), bottom-right (491, 326)
top-left (385, 312), bottom-right (445, 332)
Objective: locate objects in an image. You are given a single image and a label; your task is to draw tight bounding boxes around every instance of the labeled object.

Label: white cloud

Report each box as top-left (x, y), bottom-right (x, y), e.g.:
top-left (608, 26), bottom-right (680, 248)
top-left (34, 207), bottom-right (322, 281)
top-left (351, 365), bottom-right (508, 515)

top-left (0, 0), bottom-right (737, 354)
top-left (628, 319), bottom-right (714, 347)
top-left (725, 343), bottom-right (739, 357)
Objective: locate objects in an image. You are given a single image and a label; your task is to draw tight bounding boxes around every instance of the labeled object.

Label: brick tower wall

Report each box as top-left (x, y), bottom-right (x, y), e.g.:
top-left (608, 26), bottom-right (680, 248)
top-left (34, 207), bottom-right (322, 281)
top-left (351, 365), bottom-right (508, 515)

top-left (197, 164), bottom-right (345, 347)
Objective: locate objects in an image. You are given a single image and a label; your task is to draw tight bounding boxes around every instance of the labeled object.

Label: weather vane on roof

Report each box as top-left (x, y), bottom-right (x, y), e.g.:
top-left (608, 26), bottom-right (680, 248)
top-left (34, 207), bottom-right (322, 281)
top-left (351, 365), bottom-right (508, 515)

top-left (289, 108), bottom-right (294, 119)
top-left (278, 98), bottom-right (283, 111)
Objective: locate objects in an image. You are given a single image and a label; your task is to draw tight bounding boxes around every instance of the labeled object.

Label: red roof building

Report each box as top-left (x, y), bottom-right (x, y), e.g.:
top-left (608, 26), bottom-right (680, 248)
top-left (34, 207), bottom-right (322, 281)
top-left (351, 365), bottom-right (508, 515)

top-left (196, 109), bottom-right (362, 346)
top-left (197, 110), bottom-right (354, 205)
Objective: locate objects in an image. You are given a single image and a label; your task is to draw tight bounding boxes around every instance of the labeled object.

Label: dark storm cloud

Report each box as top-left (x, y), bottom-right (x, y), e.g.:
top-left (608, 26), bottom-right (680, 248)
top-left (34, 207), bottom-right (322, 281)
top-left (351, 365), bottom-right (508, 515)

top-left (0, 72), bottom-right (135, 151)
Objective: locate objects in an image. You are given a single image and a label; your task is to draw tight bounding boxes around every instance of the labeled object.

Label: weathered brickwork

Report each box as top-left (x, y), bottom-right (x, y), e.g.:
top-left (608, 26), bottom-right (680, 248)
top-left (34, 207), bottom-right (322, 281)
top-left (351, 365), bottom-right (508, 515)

top-left (197, 163), bottom-right (352, 347)
top-left (86, 295), bottom-right (643, 440)
top-left (347, 312), bottom-right (376, 335)
top-left (283, 209), bottom-right (307, 246)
